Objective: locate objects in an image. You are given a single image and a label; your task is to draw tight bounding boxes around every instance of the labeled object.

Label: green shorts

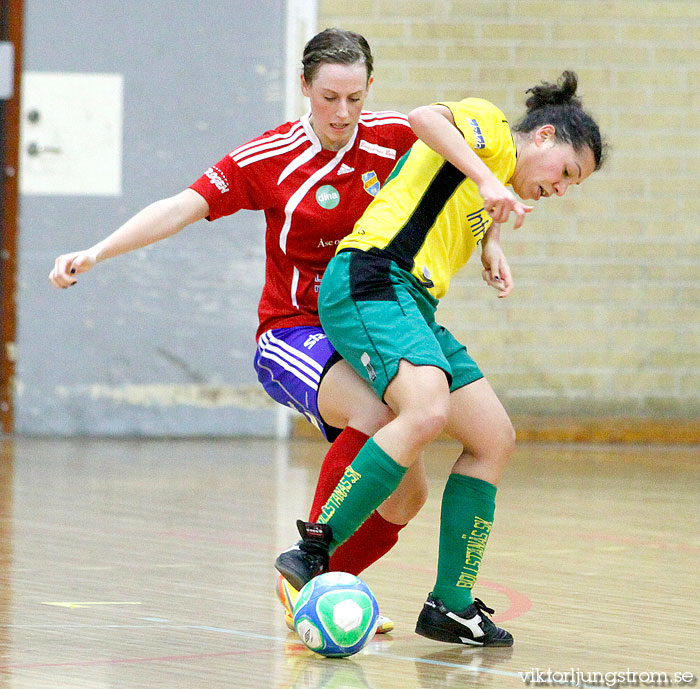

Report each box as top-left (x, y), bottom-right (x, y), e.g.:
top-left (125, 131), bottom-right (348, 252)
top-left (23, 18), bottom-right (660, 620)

top-left (318, 249), bottom-right (483, 400)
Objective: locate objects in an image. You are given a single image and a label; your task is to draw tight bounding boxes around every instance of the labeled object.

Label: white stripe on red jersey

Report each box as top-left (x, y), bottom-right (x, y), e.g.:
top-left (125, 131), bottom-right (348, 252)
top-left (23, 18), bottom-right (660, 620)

top-left (189, 111), bottom-right (416, 340)
top-left (279, 125), bottom-right (358, 254)
top-left (290, 266), bottom-right (300, 309)
top-left (231, 121), bottom-right (306, 160)
top-left (236, 135), bottom-right (310, 169)
top-left (277, 122), bottom-right (322, 185)
top-left (360, 111), bottom-right (410, 126)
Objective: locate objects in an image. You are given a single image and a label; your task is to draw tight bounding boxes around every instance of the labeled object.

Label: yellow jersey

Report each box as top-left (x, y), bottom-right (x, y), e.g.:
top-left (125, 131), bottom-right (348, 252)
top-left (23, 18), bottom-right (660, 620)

top-left (337, 98), bottom-right (516, 299)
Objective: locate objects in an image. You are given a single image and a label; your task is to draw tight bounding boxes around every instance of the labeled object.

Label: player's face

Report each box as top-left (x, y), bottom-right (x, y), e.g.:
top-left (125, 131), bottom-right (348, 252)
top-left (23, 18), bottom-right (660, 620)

top-left (302, 62), bottom-right (372, 151)
top-left (511, 125), bottom-right (596, 201)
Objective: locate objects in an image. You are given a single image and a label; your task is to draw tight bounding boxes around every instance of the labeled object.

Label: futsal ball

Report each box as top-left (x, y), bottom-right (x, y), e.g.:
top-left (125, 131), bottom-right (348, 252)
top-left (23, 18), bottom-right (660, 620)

top-left (293, 572), bottom-right (379, 658)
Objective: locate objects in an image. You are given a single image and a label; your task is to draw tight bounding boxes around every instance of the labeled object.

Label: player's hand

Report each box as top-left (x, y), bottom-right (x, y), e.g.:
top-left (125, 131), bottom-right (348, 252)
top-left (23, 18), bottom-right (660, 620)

top-left (478, 178), bottom-right (533, 229)
top-left (49, 250), bottom-right (98, 288)
top-left (481, 235), bottom-right (514, 298)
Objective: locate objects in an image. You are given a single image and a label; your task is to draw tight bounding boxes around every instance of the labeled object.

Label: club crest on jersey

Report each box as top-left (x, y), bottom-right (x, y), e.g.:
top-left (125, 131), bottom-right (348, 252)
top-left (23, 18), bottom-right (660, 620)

top-left (362, 171), bottom-right (380, 197)
top-left (316, 184), bottom-right (340, 209)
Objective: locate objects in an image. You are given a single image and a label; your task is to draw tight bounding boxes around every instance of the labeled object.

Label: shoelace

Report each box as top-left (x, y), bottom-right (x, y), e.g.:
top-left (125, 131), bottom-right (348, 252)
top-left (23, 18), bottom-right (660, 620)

top-left (298, 539), bottom-right (328, 555)
top-left (297, 539), bottom-right (329, 570)
top-left (472, 598), bottom-right (511, 639)
top-left (473, 598), bottom-right (495, 616)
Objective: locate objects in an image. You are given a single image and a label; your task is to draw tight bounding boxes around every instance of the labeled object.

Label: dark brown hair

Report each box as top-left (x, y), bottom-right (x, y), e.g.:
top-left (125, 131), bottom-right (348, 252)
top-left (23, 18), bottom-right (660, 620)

top-left (302, 28), bottom-right (373, 84)
top-left (514, 71), bottom-right (607, 170)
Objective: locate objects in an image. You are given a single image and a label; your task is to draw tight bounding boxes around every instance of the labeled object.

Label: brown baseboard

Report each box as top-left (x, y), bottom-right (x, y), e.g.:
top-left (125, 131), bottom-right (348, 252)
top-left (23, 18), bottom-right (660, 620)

top-left (292, 415), bottom-right (700, 445)
top-left (509, 415), bottom-right (699, 444)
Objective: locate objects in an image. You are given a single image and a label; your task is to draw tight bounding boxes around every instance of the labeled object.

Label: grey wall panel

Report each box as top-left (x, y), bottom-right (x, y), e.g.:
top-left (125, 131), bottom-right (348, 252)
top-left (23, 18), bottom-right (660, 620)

top-left (16, 1), bottom-right (287, 435)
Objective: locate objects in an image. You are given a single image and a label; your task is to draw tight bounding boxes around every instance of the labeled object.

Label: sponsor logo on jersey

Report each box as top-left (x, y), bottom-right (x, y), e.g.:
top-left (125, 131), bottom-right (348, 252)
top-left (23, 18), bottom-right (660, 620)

top-left (337, 163), bottom-right (355, 175)
top-left (467, 207), bottom-right (490, 243)
top-left (304, 332), bottom-right (327, 348)
top-left (317, 238), bottom-right (341, 249)
top-left (204, 166), bottom-right (229, 193)
top-left (362, 171), bottom-right (380, 197)
top-left (316, 184), bottom-right (340, 209)
top-left (467, 118), bottom-right (485, 149)
top-left (359, 140), bottom-right (397, 159)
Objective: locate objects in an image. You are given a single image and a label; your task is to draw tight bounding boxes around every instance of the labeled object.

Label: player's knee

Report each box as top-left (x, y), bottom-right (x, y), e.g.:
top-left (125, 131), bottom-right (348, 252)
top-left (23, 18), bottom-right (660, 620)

top-left (347, 401), bottom-right (394, 436)
top-left (405, 400), bottom-right (449, 446)
top-left (476, 417), bottom-right (516, 464)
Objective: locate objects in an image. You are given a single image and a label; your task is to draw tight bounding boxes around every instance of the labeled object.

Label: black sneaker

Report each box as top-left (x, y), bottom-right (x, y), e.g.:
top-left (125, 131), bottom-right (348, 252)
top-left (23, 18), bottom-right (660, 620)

top-left (274, 520), bottom-right (333, 591)
top-left (415, 594), bottom-right (514, 647)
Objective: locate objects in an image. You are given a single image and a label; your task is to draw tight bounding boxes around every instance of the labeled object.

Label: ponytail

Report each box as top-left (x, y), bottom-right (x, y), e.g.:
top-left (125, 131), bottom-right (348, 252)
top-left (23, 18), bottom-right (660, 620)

top-left (514, 71), bottom-right (607, 170)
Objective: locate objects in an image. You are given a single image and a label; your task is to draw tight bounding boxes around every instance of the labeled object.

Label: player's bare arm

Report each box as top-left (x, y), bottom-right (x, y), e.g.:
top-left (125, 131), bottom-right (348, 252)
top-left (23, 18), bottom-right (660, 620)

top-left (480, 223), bottom-right (514, 298)
top-left (407, 104), bottom-right (532, 228)
top-left (49, 189), bottom-right (210, 288)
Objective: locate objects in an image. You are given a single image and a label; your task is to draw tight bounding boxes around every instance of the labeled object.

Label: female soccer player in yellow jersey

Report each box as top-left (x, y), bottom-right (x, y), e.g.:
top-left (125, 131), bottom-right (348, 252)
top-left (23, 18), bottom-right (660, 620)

top-left (276, 71), bottom-right (607, 646)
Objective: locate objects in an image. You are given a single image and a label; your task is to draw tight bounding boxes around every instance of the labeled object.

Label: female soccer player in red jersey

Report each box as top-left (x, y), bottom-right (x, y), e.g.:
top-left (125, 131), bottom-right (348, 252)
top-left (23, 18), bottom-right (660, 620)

top-left (49, 28), bottom-right (513, 631)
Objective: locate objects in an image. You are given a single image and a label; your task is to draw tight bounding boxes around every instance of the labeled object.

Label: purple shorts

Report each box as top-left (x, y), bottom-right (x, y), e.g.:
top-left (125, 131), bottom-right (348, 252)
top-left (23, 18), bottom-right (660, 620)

top-left (254, 326), bottom-right (342, 441)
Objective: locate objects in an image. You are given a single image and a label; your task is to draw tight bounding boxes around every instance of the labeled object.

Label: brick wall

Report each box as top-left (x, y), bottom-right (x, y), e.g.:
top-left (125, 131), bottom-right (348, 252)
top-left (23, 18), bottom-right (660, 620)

top-left (318, 0), bottom-right (700, 422)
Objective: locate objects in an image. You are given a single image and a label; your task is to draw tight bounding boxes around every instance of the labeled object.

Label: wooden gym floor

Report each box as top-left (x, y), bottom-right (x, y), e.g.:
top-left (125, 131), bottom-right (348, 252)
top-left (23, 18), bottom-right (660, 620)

top-left (0, 436), bottom-right (697, 688)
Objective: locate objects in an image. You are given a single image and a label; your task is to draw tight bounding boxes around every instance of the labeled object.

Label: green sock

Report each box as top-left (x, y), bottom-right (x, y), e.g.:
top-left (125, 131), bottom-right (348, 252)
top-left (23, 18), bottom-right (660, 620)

top-left (317, 437), bottom-right (407, 549)
top-left (431, 473), bottom-right (497, 612)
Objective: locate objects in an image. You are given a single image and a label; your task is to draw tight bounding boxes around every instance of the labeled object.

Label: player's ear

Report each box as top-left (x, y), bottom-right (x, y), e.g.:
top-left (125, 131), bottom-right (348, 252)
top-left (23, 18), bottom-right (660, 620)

top-left (300, 74), bottom-right (311, 97)
top-left (535, 124), bottom-right (556, 147)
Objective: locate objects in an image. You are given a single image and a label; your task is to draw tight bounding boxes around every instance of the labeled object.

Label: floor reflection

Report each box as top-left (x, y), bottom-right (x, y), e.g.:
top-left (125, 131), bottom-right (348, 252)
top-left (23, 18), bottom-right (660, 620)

top-left (415, 646), bottom-right (515, 688)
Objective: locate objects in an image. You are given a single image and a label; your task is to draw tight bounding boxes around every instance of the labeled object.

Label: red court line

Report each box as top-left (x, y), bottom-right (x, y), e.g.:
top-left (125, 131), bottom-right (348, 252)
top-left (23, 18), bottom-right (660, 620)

top-left (20, 527), bottom-right (531, 626)
top-left (380, 560), bottom-right (531, 623)
top-left (479, 580), bottom-right (532, 623)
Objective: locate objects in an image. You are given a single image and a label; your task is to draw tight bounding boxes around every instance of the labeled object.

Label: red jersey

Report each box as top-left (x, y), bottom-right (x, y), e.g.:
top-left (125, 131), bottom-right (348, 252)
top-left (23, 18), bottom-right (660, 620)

top-left (189, 111), bottom-right (416, 339)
